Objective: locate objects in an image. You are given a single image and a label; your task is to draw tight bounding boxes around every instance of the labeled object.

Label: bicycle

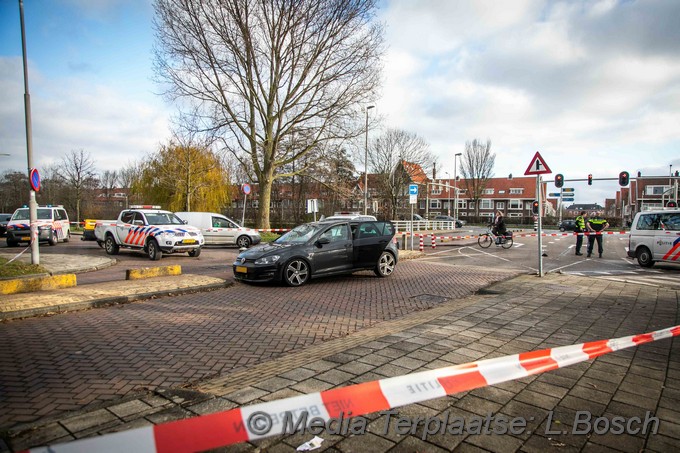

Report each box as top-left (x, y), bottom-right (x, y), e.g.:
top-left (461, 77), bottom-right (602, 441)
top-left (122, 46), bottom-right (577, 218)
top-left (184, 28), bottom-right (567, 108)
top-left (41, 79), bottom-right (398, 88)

top-left (478, 226), bottom-right (514, 249)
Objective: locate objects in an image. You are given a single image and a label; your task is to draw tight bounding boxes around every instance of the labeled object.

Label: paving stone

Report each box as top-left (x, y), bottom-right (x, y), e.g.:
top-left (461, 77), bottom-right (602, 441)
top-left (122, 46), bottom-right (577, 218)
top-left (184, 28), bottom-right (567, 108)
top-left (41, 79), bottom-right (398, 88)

top-left (107, 400), bottom-right (152, 418)
top-left (279, 368), bottom-right (318, 382)
top-left (315, 369), bottom-right (355, 386)
top-left (336, 361), bottom-right (374, 376)
top-left (253, 376), bottom-right (297, 393)
top-left (223, 387), bottom-right (269, 405)
top-left (6, 423), bottom-right (72, 452)
top-left (335, 432), bottom-right (394, 453)
top-left (186, 397), bottom-right (237, 415)
top-left (60, 409), bottom-right (117, 433)
top-left (144, 406), bottom-right (194, 424)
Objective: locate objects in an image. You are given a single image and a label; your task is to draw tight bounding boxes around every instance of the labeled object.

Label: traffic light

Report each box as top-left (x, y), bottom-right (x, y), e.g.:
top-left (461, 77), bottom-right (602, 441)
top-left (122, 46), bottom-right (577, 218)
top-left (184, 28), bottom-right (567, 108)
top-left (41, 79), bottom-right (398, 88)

top-left (675, 171), bottom-right (679, 177)
top-left (532, 200), bottom-right (539, 215)
top-left (668, 201), bottom-right (678, 208)
top-left (618, 171), bottom-right (629, 186)
top-left (637, 171), bottom-right (641, 178)
top-left (587, 174), bottom-right (593, 185)
top-left (554, 173), bottom-right (564, 188)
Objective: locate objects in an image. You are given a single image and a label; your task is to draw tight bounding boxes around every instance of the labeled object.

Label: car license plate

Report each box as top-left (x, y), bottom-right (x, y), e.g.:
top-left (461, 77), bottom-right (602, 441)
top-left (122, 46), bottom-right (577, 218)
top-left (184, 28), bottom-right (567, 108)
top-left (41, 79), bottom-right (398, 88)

top-left (20, 237), bottom-right (30, 241)
top-left (183, 239), bottom-right (197, 244)
top-left (236, 266), bottom-right (247, 273)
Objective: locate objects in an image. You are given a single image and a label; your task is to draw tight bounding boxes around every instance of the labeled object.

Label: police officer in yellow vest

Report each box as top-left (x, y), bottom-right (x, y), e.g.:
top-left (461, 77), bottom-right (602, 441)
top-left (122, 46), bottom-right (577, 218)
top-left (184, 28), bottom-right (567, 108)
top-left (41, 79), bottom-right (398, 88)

top-left (587, 211), bottom-right (609, 258)
top-left (574, 211), bottom-right (587, 255)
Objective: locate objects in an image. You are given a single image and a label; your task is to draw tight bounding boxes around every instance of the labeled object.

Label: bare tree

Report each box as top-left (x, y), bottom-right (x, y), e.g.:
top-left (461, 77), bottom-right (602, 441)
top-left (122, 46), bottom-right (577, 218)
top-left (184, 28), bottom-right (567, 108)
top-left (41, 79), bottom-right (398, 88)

top-left (100, 170), bottom-right (119, 197)
top-left (60, 149), bottom-right (99, 224)
top-left (459, 139), bottom-right (495, 217)
top-left (371, 129), bottom-right (433, 219)
top-left (153, 0), bottom-right (384, 228)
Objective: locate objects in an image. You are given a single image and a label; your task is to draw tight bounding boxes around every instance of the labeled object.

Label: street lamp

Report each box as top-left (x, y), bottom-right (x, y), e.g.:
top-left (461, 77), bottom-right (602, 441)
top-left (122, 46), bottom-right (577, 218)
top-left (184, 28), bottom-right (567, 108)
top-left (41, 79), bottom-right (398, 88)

top-left (363, 105), bottom-right (375, 215)
top-left (453, 152), bottom-right (462, 223)
top-left (444, 171), bottom-right (451, 216)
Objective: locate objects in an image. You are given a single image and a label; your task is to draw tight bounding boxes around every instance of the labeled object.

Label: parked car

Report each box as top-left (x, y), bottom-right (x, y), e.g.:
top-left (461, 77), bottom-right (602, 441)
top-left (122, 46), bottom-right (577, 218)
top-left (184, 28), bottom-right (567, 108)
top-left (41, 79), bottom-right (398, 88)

top-left (233, 219), bottom-right (398, 287)
top-left (0, 213), bottom-right (12, 236)
top-left (6, 205), bottom-right (71, 246)
top-left (558, 219), bottom-right (577, 232)
top-left (627, 209), bottom-right (680, 267)
top-left (175, 211), bottom-right (261, 248)
top-left (433, 215), bottom-right (464, 228)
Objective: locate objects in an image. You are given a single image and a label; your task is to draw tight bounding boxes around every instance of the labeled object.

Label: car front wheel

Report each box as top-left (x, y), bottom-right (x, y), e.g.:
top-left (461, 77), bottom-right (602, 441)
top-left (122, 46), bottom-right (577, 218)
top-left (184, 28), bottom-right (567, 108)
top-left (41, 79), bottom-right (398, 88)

top-left (188, 247), bottom-right (201, 257)
top-left (236, 235), bottom-right (252, 248)
top-left (559, 227), bottom-right (565, 232)
top-left (374, 251), bottom-right (396, 277)
top-left (283, 259), bottom-right (310, 287)
top-left (147, 238), bottom-right (162, 261)
top-left (636, 246), bottom-right (654, 268)
top-left (48, 230), bottom-right (58, 246)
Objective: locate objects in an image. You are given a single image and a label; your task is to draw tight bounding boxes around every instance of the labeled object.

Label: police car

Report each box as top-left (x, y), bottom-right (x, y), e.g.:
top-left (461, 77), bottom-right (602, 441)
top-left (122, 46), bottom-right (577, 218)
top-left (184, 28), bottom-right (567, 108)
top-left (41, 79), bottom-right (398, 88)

top-left (627, 209), bottom-right (680, 267)
top-left (6, 205), bottom-right (71, 247)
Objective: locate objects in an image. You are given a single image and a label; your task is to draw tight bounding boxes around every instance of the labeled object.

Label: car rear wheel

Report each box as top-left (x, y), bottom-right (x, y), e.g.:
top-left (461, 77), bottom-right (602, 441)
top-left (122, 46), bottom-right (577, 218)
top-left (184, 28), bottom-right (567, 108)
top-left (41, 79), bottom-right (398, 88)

top-left (636, 246), bottom-right (654, 268)
top-left (283, 259), bottom-right (310, 287)
top-left (147, 238), bottom-right (162, 261)
top-left (105, 235), bottom-right (119, 255)
top-left (236, 235), bottom-right (251, 248)
top-left (7, 239), bottom-right (18, 247)
top-left (48, 230), bottom-right (58, 246)
top-left (188, 247), bottom-right (201, 257)
top-left (559, 227), bottom-right (565, 232)
top-left (63, 231), bottom-right (70, 243)
top-left (374, 251), bottom-right (396, 277)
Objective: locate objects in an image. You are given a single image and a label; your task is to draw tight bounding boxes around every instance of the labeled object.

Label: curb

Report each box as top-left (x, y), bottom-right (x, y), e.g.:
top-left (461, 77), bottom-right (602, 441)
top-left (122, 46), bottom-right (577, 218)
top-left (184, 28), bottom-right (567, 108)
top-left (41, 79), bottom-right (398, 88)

top-left (126, 265), bottom-right (181, 280)
top-left (0, 274), bottom-right (77, 295)
top-left (0, 281), bottom-right (233, 321)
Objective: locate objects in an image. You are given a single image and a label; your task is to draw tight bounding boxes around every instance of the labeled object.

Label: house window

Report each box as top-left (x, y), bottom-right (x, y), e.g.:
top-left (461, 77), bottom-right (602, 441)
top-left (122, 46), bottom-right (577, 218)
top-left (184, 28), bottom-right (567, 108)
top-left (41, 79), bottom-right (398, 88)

top-left (645, 185), bottom-right (670, 196)
top-left (496, 202), bottom-right (505, 210)
top-left (430, 200), bottom-right (441, 209)
top-left (525, 201), bottom-right (533, 210)
top-left (431, 187), bottom-right (442, 195)
top-left (480, 199), bottom-right (493, 210)
top-left (509, 200), bottom-right (522, 210)
top-left (468, 201), bottom-right (475, 210)
top-left (457, 200), bottom-right (467, 209)
top-left (483, 188), bottom-right (494, 195)
top-left (419, 200), bottom-right (426, 210)
top-left (510, 188), bottom-right (523, 194)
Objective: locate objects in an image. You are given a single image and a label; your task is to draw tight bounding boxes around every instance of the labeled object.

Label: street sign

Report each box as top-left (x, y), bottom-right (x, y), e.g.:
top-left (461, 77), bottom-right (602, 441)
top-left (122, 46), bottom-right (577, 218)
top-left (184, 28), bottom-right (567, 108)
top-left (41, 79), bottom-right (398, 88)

top-left (562, 188), bottom-right (574, 192)
top-left (241, 183), bottom-right (251, 195)
top-left (524, 151), bottom-right (552, 175)
top-left (548, 193), bottom-right (562, 197)
top-left (563, 197), bottom-right (575, 201)
top-left (409, 184), bottom-right (418, 195)
top-left (29, 168), bottom-right (40, 192)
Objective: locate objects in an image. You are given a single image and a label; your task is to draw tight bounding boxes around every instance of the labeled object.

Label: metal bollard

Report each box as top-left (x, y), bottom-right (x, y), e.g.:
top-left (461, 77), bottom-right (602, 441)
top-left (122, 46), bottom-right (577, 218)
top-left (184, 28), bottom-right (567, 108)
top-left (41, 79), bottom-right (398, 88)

top-left (419, 234), bottom-right (424, 252)
top-left (431, 233), bottom-right (436, 249)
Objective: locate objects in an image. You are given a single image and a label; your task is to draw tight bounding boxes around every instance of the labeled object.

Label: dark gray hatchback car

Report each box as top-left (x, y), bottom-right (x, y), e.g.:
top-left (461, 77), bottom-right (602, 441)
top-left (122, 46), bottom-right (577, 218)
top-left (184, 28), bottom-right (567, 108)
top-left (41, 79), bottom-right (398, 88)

top-left (233, 219), bottom-right (399, 287)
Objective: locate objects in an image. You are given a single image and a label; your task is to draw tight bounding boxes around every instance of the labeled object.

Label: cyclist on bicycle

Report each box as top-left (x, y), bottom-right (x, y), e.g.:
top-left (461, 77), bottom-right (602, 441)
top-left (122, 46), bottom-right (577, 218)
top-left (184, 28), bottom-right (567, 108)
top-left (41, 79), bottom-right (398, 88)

top-left (492, 210), bottom-right (507, 245)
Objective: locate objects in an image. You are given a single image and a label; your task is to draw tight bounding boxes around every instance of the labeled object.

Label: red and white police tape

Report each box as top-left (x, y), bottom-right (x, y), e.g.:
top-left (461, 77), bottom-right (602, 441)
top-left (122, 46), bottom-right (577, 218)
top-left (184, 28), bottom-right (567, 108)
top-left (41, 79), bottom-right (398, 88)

top-left (25, 324), bottom-right (680, 453)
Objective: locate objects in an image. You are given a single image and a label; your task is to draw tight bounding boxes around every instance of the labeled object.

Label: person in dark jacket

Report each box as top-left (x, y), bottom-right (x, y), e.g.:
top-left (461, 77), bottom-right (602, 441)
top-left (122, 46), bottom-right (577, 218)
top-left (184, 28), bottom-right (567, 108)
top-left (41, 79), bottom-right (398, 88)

top-left (587, 211), bottom-right (609, 258)
top-left (574, 211), bottom-right (587, 255)
top-left (492, 210), bottom-right (507, 245)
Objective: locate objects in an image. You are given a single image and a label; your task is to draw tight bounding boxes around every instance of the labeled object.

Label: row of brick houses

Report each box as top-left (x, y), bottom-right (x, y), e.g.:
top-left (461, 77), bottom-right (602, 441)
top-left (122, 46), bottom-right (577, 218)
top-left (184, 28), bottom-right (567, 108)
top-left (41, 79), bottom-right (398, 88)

top-left (90, 163), bottom-right (677, 228)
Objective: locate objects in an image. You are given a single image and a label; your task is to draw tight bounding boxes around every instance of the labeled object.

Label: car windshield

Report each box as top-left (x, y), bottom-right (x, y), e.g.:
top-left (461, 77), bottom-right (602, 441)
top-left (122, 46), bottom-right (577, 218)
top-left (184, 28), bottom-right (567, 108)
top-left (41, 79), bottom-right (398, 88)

top-left (12, 209), bottom-right (52, 220)
top-left (144, 212), bottom-right (185, 225)
top-left (275, 223), bottom-right (323, 244)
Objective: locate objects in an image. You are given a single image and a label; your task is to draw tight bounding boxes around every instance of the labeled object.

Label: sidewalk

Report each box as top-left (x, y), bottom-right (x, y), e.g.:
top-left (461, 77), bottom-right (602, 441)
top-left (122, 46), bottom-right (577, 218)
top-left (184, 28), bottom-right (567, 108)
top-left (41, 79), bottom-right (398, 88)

top-left (1, 265), bottom-right (678, 452)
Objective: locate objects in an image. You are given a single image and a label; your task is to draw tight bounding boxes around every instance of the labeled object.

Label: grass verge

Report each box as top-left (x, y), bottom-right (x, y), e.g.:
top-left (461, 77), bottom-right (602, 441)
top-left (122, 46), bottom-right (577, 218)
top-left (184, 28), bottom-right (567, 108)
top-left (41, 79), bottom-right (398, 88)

top-left (0, 257), bottom-right (49, 278)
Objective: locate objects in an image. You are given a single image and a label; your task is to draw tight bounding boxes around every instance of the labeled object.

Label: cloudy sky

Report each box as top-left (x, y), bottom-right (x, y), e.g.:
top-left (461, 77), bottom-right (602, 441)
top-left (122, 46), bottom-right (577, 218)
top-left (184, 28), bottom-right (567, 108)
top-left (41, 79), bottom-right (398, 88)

top-left (1, 0), bottom-right (679, 205)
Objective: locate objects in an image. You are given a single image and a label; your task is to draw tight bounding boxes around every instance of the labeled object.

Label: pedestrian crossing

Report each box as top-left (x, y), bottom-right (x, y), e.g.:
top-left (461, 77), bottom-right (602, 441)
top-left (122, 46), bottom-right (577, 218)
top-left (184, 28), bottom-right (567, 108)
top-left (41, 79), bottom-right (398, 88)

top-left (563, 269), bottom-right (680, 289)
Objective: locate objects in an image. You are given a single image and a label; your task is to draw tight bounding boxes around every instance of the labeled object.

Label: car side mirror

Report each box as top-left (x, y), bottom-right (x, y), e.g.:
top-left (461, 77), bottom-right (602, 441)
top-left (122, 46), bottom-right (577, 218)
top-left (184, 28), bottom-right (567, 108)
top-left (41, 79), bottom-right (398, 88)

top-left (316, 237), bottom-right (330, 247)
top-left (133, 220), bottom-right (144, 226)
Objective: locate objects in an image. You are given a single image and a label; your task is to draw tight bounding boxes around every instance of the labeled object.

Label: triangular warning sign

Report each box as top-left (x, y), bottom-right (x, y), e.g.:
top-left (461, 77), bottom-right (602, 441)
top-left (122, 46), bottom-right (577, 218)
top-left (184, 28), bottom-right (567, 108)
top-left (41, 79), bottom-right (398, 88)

top-left (524, 151), bottom-right (552, 175)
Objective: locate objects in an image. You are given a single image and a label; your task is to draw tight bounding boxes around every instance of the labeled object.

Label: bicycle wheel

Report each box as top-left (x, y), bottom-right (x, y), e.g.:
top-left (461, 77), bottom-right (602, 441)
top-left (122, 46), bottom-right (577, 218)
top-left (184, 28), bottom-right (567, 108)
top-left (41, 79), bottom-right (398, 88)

top-left (501, 236), bottom-right (513, 249)
top-left (478, 234), bottom-right (492, 248)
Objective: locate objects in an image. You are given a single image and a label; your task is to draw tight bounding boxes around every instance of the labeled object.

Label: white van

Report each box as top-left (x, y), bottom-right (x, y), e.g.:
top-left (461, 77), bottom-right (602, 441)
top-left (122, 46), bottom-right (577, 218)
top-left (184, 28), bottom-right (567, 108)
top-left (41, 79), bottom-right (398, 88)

top-left (627, 209), bottom-right (680, 267)
top-left (6, 205), bottom-right (71, 247)
top-left (175, 212), bottom-right (261, 248)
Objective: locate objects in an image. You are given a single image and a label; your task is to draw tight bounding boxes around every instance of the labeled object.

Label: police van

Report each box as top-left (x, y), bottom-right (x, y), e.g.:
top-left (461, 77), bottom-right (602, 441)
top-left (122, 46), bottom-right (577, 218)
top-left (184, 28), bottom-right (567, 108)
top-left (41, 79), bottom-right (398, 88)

top-left (627, 209), bottom-right (680, 267)
top-left (6, 205), bottom-right (71, 247)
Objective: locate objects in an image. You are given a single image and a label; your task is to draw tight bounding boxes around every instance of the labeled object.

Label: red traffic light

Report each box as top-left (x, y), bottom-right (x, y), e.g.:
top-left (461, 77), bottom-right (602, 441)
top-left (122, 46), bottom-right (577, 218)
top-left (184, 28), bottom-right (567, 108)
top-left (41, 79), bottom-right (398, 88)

top-left (532, 200), bottom-right (539, 215)
top-left (587, 174), bottom-right (593, 185)
top-left (554, 173), bottom-right (564, 188)
top-left (618, 171), bottom-right (629, 186)
top-left (668, 201), bottom-right (678, 208)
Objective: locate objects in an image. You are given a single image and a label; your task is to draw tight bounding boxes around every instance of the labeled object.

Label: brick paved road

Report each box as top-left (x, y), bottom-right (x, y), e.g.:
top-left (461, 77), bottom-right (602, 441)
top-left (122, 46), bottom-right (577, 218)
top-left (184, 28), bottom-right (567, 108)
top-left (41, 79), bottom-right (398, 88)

top-left (0, 260), bottom-right (519, 431)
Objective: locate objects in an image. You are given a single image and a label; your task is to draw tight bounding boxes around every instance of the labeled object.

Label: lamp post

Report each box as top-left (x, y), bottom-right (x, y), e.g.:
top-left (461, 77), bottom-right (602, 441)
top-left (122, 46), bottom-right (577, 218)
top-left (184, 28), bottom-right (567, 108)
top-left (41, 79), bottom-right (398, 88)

top-left (445, 172), bottom-right (451, 216)
top-left (363, 105), bottom-right (375, 215)
top-left (19, 0), bottom-right (39, 265)
top-left (453, 152), bottom-right (462, 224)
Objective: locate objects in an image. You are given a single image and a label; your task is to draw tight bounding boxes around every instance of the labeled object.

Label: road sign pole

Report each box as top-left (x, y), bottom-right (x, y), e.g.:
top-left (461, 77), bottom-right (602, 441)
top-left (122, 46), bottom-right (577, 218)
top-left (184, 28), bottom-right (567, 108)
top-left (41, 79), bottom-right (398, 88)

top-left (537, 175), bottom-right (543, 277)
